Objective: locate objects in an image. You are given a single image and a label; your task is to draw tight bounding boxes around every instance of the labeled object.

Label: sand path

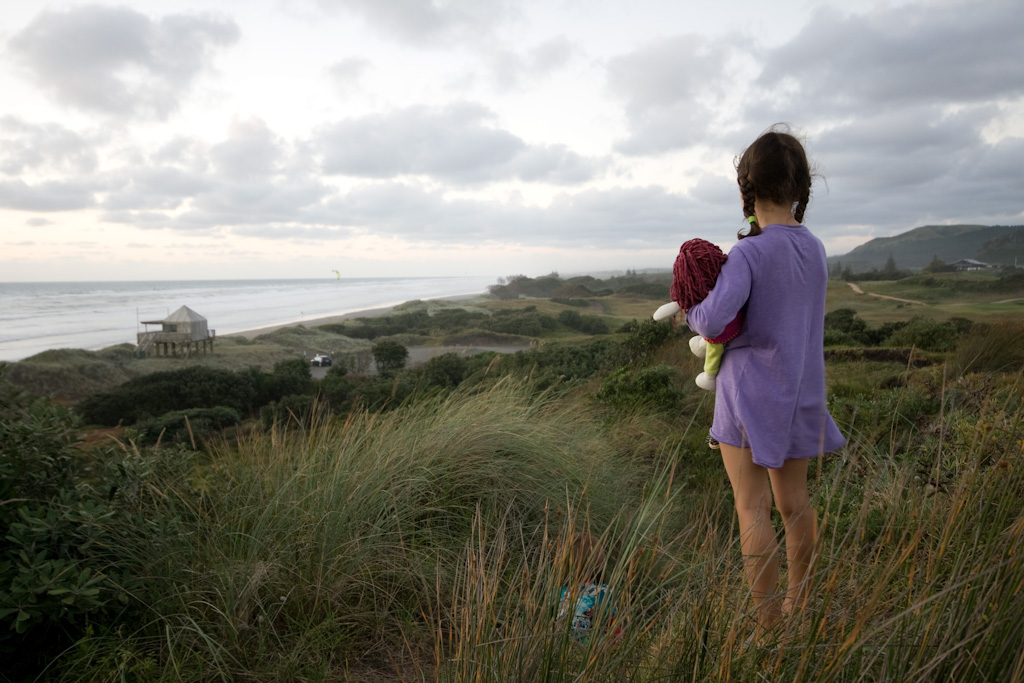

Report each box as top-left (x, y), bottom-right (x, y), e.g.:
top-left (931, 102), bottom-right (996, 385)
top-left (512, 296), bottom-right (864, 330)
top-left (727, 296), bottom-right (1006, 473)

top-left (845, 282), bottom-right (926, 305)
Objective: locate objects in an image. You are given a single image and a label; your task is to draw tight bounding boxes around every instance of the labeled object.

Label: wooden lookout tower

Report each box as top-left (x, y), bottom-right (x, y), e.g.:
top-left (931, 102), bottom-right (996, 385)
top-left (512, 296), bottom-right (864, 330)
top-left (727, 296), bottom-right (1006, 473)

top-left (136, 306), bottom-right (216, 357)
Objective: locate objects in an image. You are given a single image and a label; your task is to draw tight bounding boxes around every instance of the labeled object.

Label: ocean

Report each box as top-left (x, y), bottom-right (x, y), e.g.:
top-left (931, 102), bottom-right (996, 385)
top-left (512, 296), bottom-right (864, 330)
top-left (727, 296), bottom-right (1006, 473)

top-left (0, 276), bottom-right (495, 363)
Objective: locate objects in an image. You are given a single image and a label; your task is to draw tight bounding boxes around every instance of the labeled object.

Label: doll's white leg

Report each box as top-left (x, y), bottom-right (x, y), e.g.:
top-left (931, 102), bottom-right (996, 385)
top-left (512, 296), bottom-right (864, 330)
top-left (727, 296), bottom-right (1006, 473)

top-left (695, 372), bottom-right (717, 391)
top-left (688, 335), bottom-right (707, 359)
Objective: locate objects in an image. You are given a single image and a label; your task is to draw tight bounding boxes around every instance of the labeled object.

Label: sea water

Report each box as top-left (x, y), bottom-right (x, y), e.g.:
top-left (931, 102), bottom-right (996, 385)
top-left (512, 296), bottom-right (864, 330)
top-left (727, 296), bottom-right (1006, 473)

top-left (0, 276), bottom-right (494, 362)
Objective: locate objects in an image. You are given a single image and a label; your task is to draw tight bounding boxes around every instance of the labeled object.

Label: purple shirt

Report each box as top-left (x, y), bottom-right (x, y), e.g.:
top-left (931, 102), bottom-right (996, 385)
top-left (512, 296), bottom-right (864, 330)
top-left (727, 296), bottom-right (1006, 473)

top-left (686, 224), bottom-right (846, 468)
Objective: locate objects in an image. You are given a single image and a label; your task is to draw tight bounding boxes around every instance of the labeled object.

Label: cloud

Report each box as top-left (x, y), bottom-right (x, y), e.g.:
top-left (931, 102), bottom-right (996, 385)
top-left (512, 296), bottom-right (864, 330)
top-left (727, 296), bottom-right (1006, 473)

top-left (605, 34), bottom-right (734, 155)
top-left (0, 117), bottom-right (102, 175)
top-left (327, 58), bottom-right (372, 96)
top-left (211, 117), bottom-right (289, 180)
top-left (758, 2), bottom-right (1024, 112)
top-left (317, 103), bottom-right (522, 179)
top-left (8, 6), bottom-right (239, 119)
top-left (308, 180), bottom-right (725, 248)
top-left (26, 217), bottom-right (53, 227)
top-left (0, 179), bottom-right (99, 211)
top-left (316, 103), bottom-right (604, 183)
top-left (487, 36), bottom-right (576, 89)
top-left (316, 0), bottom-right (515, 45)
top-left (101, 119), bottom-right (333, 230)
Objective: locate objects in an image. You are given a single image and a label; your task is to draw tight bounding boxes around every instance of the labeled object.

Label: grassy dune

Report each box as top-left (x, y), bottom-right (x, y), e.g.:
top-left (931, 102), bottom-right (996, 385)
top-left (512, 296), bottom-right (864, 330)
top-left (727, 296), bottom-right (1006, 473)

top-left (46, 363), bottom-right (1024, 682)
top-left (4, 274), bottom-right (1024, 680)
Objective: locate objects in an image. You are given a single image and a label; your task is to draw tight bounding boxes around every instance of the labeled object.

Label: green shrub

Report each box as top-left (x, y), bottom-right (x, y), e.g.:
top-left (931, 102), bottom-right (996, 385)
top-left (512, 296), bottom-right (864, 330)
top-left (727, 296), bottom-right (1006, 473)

top-left (824, 328), bottom-right (859, 347)
top-left (260, 393), bottom-right (318, 430)
top-left (481, 310), bottom-right (557, 336)
top-left (952, 319), bottom-right (1024, 375)
top-left (77, 366), bottom-right (257, 426)
top-left (595, 364), bottom-right (684, 412)
top-left (884, 316), bottom-right (969, 352)
top-left (419, 352), bottom-right (469, 389)
top-left (558, 309), bottom-right (610, 335)
top-left (0, 376), bottom-right (127, 672)
top-left (134, 406), bottom-right (242, 446)
top-left (372, 340), bottom-right (409, 374)
top-left (619, 319), bottom-right (677, 363)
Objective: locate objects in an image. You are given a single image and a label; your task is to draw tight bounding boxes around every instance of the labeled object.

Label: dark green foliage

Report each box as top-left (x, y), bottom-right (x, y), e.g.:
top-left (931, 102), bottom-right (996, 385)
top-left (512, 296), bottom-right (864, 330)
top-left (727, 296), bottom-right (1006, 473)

top-left (419, 353), bottom-right (469, 389)
top-left (824, 308), bottom-right (871, 345)
top-left (617, 281), bottom-right (670, 298)
top-left (372, 340), bottom-right (409, 374)
top-left (77, 366), bottom-right (256, 426)
top-left (823, 310), bottom-right (971, 349)
top-left (497, 339), bottom-right (621, 387)
top-left (480, 309), bottom-right (557, 336)
top-left (558, 309), bottom-right (610, 335)
top-left (551, 297), bottom-right (590, 307)
top-left (618, 319), bottom-right (677, 363)
top-left (260, 393), bottom-right (318, 429)
top-left (489, 271), bottom-right (670, 300)
top-left (0, 376), bottom-right (125, 671)
top-left (340, 374), bottom-right (414, 412)
top-left (134, 406), bottom-right (242, 446)
top-left (321, 308), bottom-right (489, 340)
top-left (325, 362), bottom-right (348, 378)
top-left (921, 255), bottom-right (955, 273)
top-left (595, 364), bottom-right (683, 412)
top-left (952, 319), bottom-right (1024, 375)
top-left (884, 316), bottom-right (970, 352)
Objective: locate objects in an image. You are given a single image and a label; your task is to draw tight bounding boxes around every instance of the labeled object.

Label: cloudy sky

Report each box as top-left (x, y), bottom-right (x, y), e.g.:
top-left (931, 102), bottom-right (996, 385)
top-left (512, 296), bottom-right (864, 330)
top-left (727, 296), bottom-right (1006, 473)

top-left (0, 0), bottom-right (1021, 282)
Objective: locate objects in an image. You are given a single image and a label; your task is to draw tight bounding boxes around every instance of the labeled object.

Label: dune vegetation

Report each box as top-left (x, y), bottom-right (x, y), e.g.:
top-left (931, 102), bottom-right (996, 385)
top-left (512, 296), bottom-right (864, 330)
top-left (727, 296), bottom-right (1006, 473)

top-left (2, 271), bottom-right (1024, 681)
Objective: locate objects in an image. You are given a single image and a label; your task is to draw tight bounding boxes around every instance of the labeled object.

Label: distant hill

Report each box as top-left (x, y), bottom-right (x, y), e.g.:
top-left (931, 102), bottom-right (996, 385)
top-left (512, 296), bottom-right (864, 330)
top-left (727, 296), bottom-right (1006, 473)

top-left (827, 224), bottom-right (1024, 272)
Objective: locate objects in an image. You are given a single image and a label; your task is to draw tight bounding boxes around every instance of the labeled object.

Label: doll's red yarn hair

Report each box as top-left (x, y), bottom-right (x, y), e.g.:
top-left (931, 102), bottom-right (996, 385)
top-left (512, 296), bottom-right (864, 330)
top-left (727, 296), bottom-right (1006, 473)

top-left (669, 238), bottom-right (727, 311)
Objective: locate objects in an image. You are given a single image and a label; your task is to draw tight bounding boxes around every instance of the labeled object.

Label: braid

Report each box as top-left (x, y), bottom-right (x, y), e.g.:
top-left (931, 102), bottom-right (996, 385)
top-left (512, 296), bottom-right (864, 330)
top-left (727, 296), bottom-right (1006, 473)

top-left (738, 175), bottom-right (761, 239)
top-left (794, 183), bottom-right (810, 224)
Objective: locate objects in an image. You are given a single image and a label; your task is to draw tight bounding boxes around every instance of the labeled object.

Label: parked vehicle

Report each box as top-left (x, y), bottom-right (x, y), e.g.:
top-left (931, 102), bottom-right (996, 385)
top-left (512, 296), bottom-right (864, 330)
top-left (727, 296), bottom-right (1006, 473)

top-left (310, 354), bottom-right (332, 367)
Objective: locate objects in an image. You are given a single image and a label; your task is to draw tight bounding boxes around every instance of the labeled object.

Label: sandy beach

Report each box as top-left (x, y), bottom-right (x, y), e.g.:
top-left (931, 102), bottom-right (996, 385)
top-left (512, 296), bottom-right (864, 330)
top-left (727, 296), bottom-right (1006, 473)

top-left (223, 294), bottom-right (485, 340)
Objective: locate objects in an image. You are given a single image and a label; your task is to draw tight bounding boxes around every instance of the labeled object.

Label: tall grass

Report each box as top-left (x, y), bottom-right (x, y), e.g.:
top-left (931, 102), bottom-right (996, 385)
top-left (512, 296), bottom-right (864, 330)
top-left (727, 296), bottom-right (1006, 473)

top-left (435, 372), bottom-right (1024, 682)
top-left (59, 367), bottom-right (1024, 681)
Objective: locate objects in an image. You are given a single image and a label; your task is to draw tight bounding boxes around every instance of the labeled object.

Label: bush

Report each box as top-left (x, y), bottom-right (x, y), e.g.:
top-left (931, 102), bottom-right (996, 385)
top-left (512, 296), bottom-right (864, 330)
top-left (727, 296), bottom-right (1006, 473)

top-left (481, 310), bottom-right (557, 337)
top-left (260, 393), bottom-right (319, 430)
top-left (134, 406), bottom-right (242, 446)
top-left (952, 319), bottom-right (1024, 375)
top-left (595, 364), bottom-right (684, 412)
top-left (77, 366), bottom-right (257, 426)
top-left (498, 339), bottom-right (621, 387)
top-left (558, 310), bottom-right (610, 335)
top-left (884, 316), bottom-right (969, 352)
top-left (419, 353), bottom-right (469, 389)
top-left (372, 340), bottom-right (409, 374)
top-left (619, 319), bottom-right (677, 363)
top-left (0, 376), bottom-right (127, 672)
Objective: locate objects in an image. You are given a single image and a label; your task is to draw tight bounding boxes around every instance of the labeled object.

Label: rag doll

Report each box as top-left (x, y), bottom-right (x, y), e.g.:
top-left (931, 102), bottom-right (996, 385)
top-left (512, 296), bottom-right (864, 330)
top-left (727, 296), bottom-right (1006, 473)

top-left (653, 238), bottom-right (743, 391)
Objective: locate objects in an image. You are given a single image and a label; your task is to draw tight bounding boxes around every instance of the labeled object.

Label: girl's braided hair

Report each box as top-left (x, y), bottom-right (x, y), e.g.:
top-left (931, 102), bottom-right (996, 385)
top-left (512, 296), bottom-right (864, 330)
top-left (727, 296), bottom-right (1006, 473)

top-left (735, 124), bottom-right (814, 239)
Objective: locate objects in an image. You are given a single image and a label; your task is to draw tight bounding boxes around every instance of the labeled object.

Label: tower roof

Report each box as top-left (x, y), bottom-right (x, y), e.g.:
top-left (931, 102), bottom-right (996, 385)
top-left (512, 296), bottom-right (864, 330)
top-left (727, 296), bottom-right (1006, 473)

top-left (164, 305), bottom-right (207, 323)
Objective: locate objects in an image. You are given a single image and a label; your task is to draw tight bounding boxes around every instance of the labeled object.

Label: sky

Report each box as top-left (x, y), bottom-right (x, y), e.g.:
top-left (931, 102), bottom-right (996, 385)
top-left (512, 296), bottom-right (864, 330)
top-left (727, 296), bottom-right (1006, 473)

top-left (0, 0), bottom-right (1021, 282)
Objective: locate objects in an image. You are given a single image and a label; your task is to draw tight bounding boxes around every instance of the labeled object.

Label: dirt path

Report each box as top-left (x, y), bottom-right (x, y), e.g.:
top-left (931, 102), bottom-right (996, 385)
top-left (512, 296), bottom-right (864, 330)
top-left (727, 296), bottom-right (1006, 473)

top-left (845, 282), bottom-right (926, 305)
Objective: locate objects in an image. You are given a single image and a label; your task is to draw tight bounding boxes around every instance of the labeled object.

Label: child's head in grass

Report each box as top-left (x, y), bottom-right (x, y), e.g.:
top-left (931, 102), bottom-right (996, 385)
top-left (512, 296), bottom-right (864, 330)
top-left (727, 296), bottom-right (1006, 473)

top-left (568, 532), bottom-right (606, 583)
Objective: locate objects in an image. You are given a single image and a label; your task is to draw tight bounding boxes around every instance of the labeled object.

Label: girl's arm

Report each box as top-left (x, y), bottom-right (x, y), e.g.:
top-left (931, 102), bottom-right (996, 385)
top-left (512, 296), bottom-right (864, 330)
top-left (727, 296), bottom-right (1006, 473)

top-left (685, 248), bottom-right (752, 339)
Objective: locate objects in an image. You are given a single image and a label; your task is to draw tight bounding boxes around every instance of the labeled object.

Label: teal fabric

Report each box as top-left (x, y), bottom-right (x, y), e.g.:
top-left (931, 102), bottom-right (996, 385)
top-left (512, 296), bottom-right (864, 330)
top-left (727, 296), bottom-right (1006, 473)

top-left (557, 582), bottom-right (611, 642)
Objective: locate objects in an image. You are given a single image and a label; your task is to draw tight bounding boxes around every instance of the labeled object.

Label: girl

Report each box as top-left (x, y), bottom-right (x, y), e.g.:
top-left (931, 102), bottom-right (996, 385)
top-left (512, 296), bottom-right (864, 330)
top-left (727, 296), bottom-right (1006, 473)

top-left (685, 125), bottom-right (846, 640)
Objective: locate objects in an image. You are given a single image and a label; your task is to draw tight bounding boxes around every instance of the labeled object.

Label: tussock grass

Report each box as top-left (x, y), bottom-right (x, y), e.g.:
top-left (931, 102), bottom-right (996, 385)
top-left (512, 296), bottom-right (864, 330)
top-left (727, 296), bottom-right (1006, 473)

top-left (56, 364), bottom-right (1024, 681)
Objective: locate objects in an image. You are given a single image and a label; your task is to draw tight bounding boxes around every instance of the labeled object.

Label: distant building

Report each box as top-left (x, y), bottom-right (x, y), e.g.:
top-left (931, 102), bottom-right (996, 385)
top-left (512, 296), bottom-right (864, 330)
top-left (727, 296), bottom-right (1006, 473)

top-left (950, 259), bottom-right (995, 272)
top-left (136, 305), bottom-right (215, 357)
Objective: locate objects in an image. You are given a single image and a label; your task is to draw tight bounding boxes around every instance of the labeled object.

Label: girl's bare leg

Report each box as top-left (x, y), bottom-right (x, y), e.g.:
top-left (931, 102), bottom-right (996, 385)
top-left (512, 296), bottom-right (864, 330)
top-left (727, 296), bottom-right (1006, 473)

top-left (767, 457), bottom-right (817, 615)
top-left (720, 443), bottom-right (782, 635)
